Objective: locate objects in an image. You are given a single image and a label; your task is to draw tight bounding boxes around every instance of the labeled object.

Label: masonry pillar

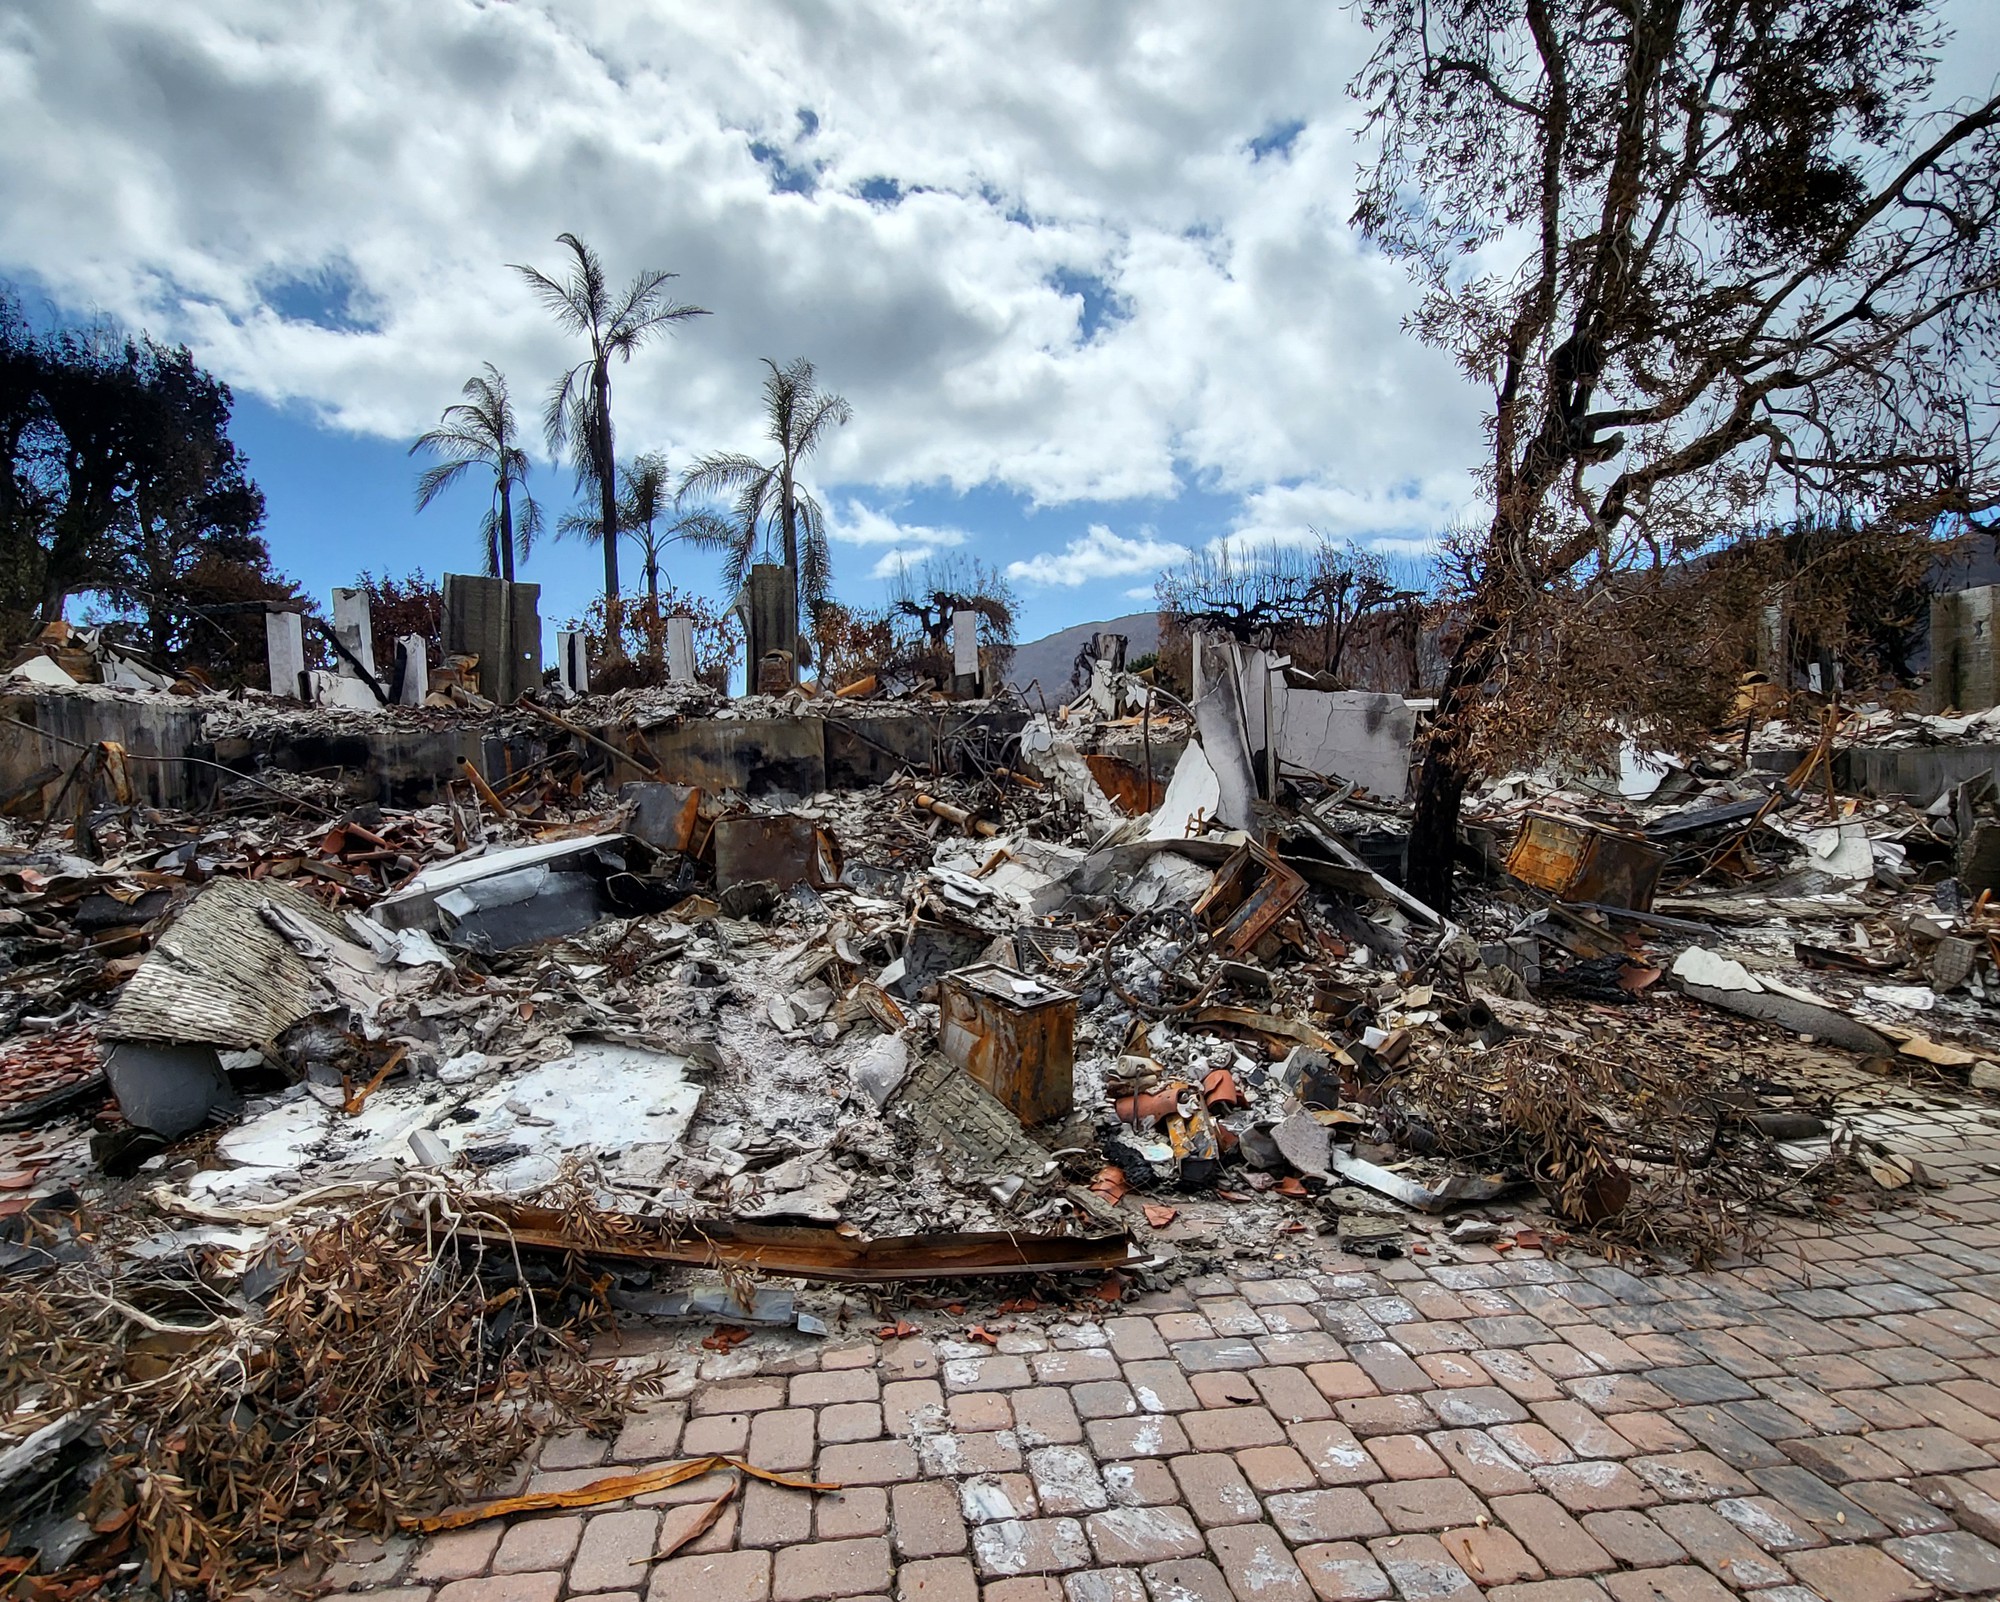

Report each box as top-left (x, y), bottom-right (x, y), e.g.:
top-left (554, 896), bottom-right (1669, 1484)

top-left (265, 610), bottom-right (305, 698)
top-left (396, 634), bottom-right (429, 705)
top-left (330, 588), bottom-right (376, 680)
top-left (557, 630), bottom-right (590, 694)
top-left (951, 609), bottom-right (980, 698)
top-left (441, 574), bottom-right (542, 703)
top-left (1931, 586), bottom-right (2000, 713)
top-left (744, 564), bottom-right (798, 694)
top-left (665, 615), bottom-right (697, 683)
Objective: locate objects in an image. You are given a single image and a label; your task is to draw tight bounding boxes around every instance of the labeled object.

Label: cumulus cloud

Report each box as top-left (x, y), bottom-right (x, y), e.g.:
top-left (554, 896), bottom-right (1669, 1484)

top-left (868, 547), bottom-right (946, 581)
top-left (7, 0), bottom-right (1989, 612)
top-left (1216, 476), bottom-right (1479, 558)
top-left (831, 500), bottom-right (967, 550)
top-left (0, 0), bottom-right (1479, 527)
top-left (1007, 524), bottom-right (1190, 587)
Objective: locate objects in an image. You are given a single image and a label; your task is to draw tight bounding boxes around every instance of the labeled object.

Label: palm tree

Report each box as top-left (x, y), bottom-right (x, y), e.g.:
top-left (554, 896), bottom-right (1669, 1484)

top-left (617, 451), bottom-right (731, 608)
top-left (559, 450), bottom-right (728, 659)
top-left (677, 357), bottom-right (852, 630)
top-left (511, 232), bottom-right (707, 639)
top-left (408, 364), bottom-right (543, 581)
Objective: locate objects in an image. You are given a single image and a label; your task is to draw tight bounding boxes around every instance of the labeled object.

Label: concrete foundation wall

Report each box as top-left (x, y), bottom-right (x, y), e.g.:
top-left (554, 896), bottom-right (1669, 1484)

top-left (1752, 743), bottom-right (2000, 803)
top-left (1279, 689), bottom-right (1417, 800)
top-left (0, 691), bottom-right (210, 814)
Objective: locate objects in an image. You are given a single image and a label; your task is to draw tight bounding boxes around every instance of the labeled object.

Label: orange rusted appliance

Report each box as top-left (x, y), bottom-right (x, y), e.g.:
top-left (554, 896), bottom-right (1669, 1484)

top-left (1506, 811), bottom-right (1667, 910)
top-left (938, 963), bottom-right (1077, 1125)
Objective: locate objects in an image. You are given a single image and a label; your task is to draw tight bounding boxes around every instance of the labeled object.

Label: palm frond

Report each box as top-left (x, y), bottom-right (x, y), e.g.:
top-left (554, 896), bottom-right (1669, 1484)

top-left (564, 387), bottom-right (604, 495)
top-left (514, 492), bottom-right (545, 561)
top-left (477, 506), bottom-right (504, 578)
top-left (411, 457), bottom-right (475, 512)
top-left (670, 509), bottom-right (738, 550)
top-left (678, 452), bottom-right (771, 502)
top-left (799, 514), bottom-right (833, 614)
top-left (792, 388), bottom-right (854, 458)
top-left (510, 263), bottom-right (591, 339)
top-left (559, 507), bottom-right (605, 544)
top-left (555, 233), bottom-right (608, 326)
top-left (544, 360), bottom-right (588, 454)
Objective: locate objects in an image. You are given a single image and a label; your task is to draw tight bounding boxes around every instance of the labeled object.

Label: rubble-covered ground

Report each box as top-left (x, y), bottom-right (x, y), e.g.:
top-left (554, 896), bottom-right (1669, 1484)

top-left (1, 672), bottom-right (1998, 1601)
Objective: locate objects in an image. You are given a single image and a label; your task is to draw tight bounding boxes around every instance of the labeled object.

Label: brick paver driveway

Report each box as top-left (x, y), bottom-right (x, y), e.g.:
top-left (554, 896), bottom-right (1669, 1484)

top-left (324, 1127), bottom-right (2000, 1602)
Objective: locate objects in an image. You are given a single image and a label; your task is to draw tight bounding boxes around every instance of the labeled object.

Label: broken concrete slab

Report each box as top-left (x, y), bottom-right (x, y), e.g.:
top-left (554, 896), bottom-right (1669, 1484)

top-left (1670, 945), bottom-right (1895, 1054)
top-left (1146, 741), bottom-right (1223, 842)
top-left (849, 1033), bottom-right (913, 1110)
top-left (1270, 1108), bottom-right (1332, 1180)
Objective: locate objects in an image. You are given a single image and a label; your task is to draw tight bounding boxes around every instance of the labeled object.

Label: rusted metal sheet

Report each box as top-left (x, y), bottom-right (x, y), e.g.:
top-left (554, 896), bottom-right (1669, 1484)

top-left (1506, 811), bottom-right (1667, 910)
top-left (444, 1199), bottom-right (1131, 1282)
top-left (1193, 840), bottom-right (1307, 957)
top-left (938, 962), bottom-right (1077, 1126)
top-left (1083, 753), bottom-right (1157, 816)
top-left (619, 781), bottom-right (704, 854)
top-left (712, 814), bottom-right (843, 892)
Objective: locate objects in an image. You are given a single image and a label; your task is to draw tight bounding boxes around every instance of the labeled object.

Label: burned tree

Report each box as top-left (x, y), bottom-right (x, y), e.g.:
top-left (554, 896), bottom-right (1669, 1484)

top-left (887, 553), bottom-right (1019, 685)
top-left (1350, 0), bottom-right (2000, 910)
top-left (1155, 537), bottom-right (1422, 682)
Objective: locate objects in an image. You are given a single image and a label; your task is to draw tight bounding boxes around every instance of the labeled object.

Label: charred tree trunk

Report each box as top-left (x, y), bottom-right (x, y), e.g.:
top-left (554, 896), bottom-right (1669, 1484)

top-left (1403, 601), bottom-right (1502, 914)
top-left (497, 476), bottom-right (516, 584)
top-left (594, 364), bottom-right (621, 649)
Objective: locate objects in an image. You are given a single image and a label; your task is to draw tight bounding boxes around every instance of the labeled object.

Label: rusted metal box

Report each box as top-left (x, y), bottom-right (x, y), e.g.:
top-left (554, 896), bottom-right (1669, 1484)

top-left (712, 814), bottom-right (842, 892)
top-left (938, 963), bottom-right (1077, 1126)
top-left (1506, 811), bottom-right (1667, 910)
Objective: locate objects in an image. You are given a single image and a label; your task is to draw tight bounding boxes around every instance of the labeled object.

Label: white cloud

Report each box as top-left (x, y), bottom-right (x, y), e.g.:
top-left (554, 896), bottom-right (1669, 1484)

top-left (868, 547), bottom-right (946, 580)
top-left (1215, 476), bottom-right (1477, 558)
top-left (6, 0), bottom-right (1990, 610)
top-left (832, 499), bottom-right (967, 549)
top-left (1007, 524), bottom-right (1190, 587)
top-left (0, 0), bottom-right (1480, 533)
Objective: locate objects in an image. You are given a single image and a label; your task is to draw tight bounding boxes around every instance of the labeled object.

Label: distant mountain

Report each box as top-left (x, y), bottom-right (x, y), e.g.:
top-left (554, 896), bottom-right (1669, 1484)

top-left (1006, 610), bottom-right (1160, 699)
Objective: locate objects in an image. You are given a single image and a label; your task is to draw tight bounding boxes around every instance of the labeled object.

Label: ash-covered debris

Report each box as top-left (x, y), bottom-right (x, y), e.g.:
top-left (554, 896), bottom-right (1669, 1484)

top-left (2, 647), bottom-right (1999, 1596)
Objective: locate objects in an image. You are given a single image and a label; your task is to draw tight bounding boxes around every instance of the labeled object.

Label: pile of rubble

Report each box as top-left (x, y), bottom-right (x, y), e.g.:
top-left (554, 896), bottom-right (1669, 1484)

top-left (2, 648), bottom-right (1998, 1597)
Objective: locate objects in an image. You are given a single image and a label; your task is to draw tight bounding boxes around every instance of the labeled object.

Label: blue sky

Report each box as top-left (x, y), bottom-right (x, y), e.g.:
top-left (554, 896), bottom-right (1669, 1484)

top-left (5, 2), bottom-right (1992, 656)
top-left (224, 389), bottom-right (1260, 643)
